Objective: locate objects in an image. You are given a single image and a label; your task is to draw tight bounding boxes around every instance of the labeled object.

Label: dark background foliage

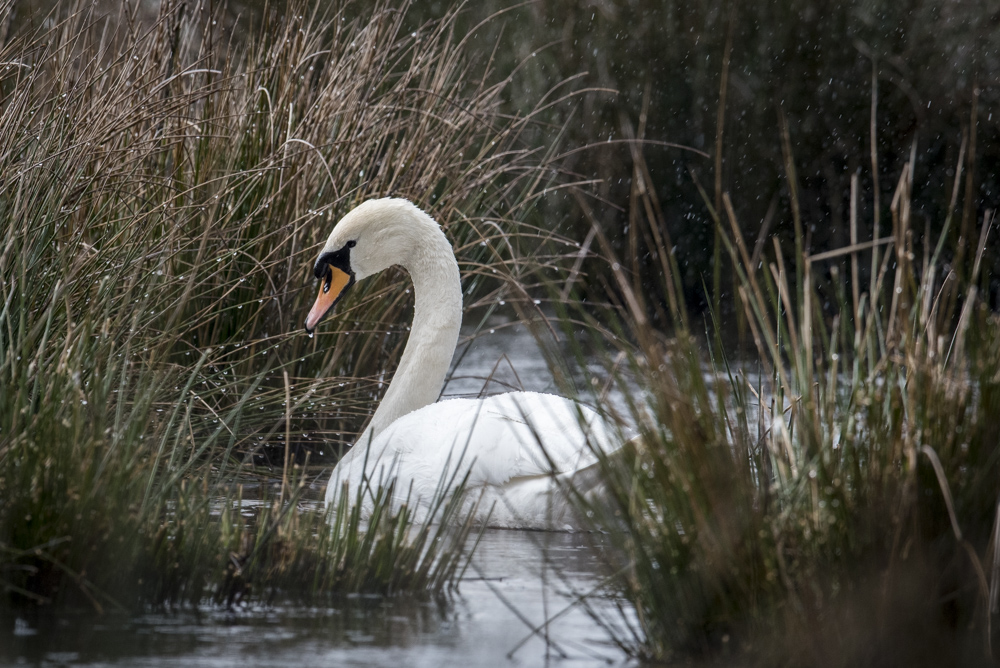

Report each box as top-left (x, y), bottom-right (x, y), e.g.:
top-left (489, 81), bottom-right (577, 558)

top-left (473, 0), bottom-right (999, 318)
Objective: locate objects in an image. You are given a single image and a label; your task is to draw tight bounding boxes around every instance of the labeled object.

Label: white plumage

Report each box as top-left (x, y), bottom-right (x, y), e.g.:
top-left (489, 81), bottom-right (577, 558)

top-left (328, 393), bottom-right (617, 529)
top-left (306, 198), bottom-right (621, 530)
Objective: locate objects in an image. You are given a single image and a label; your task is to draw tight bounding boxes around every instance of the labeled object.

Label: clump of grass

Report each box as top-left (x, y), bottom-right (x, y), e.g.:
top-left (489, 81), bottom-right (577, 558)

top-left (560, 134), bottom-right (999, 663)
top-left (214, 468), bottom-right (479, 606)
top-left (0, 0), bottom-right (553, 610)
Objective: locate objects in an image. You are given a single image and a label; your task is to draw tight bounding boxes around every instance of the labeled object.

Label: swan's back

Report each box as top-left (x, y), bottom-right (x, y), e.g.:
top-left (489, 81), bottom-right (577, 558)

top-left (325, 392), bottom-right (617, 529)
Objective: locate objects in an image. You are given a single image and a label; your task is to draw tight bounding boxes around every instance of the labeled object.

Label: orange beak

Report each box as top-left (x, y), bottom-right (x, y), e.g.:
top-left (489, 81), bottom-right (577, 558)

top-left (305, 265), bottom-right (353, 333)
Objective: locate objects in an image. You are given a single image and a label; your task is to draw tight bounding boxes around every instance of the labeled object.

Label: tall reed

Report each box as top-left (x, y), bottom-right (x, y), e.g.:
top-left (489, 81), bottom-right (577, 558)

top-left (0, 0), bottom-right (555, 609)
top-left (561, 138), bottom-right (999, 664)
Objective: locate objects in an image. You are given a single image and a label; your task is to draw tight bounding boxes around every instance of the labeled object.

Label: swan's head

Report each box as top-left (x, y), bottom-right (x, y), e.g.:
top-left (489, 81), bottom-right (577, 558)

top-left (304, 198), bottom-right (442, 333)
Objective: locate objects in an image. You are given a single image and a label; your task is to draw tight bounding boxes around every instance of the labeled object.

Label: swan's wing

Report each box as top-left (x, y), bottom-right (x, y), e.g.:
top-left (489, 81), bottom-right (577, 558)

top-left (472, 392), bottom-right (615, 480)
top-left (373, 392), bottom-right (618, 489)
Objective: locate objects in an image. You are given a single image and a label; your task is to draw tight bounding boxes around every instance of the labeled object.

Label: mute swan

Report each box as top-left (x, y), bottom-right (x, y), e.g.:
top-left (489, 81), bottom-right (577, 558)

top-left (305, 198), bottom-right (618, 530)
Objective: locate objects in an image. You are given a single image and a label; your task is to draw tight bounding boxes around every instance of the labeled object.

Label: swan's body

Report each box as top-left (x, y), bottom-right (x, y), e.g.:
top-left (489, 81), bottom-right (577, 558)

top-left (327, 393), bottom-right (616, 529)
top-left (305, 198), bottom-right (619, 530)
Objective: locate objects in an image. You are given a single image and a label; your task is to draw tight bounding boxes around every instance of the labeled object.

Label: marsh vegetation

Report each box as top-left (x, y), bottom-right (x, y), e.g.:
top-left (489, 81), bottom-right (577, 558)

top-left (562, 147), bottom-right (999, 665)
top-left (0, 0), bottom-right (553, 609)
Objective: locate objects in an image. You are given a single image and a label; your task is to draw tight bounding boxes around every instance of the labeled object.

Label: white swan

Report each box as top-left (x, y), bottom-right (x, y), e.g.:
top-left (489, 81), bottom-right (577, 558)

top-left (305, 198), bottom-right (618, 530)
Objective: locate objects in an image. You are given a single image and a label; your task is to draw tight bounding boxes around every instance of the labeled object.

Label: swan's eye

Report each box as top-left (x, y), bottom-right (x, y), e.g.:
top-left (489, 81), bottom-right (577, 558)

top-left (346, 240), bottom-right (357, 248)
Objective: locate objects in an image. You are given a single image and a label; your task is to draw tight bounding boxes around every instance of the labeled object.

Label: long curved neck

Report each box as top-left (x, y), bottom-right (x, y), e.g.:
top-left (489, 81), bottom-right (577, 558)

top-left (362, 228), bottom-right (462, 442)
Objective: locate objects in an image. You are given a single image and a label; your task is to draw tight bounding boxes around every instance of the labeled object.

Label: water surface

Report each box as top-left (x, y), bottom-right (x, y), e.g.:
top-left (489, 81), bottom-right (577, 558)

top-left (2, 530), bottom-right (632, 667)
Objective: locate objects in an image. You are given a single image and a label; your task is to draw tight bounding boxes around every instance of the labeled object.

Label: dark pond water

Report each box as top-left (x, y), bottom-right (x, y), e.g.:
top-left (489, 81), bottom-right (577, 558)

top-left (1, 530), bottom-right (633, 667)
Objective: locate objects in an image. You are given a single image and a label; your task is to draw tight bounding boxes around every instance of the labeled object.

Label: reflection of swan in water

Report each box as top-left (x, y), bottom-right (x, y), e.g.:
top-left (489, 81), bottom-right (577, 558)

top-left (305, 198), bottom-right (619, 530)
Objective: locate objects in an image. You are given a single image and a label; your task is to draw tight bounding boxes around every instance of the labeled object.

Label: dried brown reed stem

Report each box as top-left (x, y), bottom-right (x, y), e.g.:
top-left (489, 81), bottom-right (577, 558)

top-left (569, 101), bottom-right (999, 662)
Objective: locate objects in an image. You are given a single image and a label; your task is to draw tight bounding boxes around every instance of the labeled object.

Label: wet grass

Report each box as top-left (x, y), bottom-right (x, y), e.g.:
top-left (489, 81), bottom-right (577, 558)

top-left (554, 136), bottom-right (999, 664)
top-left (0, 0), bottom-right (572, 610)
